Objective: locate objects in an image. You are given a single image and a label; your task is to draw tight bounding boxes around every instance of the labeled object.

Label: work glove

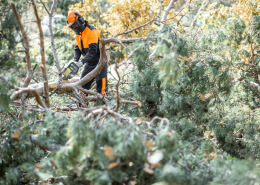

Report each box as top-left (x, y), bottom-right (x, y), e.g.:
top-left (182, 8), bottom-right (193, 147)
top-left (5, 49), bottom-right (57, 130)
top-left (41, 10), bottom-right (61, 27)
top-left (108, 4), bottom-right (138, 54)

top-left (73, 60), bottom-right (84, 67)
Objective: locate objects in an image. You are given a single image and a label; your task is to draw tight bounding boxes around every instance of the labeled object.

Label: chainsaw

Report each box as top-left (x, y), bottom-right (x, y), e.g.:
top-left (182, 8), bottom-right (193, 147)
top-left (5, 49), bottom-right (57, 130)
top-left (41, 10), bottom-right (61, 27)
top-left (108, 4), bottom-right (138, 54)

top-left (62, 61), bottom-right (79, 80)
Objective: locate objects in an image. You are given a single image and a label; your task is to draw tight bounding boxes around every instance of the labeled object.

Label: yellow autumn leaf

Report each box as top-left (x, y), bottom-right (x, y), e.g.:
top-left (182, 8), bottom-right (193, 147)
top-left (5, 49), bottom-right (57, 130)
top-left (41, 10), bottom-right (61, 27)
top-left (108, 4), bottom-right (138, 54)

top-left (104, 146), bottom-right (115, 160)
top-left (199, 93), bottom-right (207, 102)
top-left (12, 130), bottom-right (21, 142)
top-left (145, 140), bottom-right (154, 148)
top-left (107, 161), bottom-right (119, 169)
top-left (21, 64), bottom-right (26, 68)
top-left (209, 151), bottom-right (217, 159)
top-left (50, 85), bottom-right (57, 88)
top-left (38, 113), bottom-right (43, 120)
top-left (34, 165), bottom-right (43, 171)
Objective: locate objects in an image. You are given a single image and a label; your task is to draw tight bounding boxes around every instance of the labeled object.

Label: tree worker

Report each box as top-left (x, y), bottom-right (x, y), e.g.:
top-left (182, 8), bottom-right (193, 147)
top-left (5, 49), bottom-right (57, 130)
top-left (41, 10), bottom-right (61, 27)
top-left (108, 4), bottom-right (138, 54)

top-left (67, 10), bottom-right (108, 97)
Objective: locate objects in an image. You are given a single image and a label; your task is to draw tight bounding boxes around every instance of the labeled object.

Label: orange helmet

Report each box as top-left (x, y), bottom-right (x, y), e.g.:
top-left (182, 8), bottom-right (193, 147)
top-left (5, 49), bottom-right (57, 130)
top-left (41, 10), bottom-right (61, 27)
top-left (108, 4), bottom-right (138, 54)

top-left (67, 11), bottom-right (85, 34)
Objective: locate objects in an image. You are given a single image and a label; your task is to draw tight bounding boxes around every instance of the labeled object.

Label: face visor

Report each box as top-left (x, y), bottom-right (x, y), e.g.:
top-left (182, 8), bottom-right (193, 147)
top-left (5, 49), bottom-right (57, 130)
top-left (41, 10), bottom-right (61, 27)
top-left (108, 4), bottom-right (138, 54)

top-left (67, 19), bottom-right (84, 35)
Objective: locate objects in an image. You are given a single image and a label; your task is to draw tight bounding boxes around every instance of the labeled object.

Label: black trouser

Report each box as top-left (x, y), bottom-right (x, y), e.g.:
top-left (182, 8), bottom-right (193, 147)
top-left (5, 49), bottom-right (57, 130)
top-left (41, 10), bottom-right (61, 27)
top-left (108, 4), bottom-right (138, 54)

top-left (81, 62), bottom-right (108, 96)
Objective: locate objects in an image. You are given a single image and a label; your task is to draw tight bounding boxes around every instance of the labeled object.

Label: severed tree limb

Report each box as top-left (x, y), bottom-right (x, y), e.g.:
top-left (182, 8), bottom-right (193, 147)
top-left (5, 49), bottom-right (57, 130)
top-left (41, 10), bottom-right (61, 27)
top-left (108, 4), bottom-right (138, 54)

top-left (31, 0), bottom-right (50, 107)
top-left (14, 88), bottom-right (48, 109)
top-left (11, 2), bottom-right (33, 88)
top-left (120, 100), bottom-right (142, 107)
top-left (78, 87), bottom-right (108, 104)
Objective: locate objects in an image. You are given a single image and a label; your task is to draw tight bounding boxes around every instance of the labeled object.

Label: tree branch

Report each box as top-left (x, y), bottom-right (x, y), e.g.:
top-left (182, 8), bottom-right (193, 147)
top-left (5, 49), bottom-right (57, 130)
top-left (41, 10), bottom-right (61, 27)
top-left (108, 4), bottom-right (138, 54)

top-left (31, 0), bottom-right (50, 107)
top-left (11, 2), bottom-right (33, 88)
top-left (115, 64), bottom-right (121, 112)
top-left (113, 17), bottom-right (156, 38)
top-left (161, 0), bottom-right (177, 28)
top-left (49, 0), bottom-right (63, 83)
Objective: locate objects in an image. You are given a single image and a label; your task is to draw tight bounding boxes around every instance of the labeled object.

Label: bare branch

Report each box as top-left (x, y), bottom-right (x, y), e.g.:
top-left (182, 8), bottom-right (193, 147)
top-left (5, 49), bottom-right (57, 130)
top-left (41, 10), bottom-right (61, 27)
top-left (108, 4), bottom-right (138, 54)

top-left (161, 0), bottom-right (177, 25)
top-left (39, 0), bottom-right (50, 15)
top-left (11, 2), bottom-right (33, 88)
top-left (104, 37), bottom-right (148, 45)
top-left (161, 0), bottom-right (192, 24)
top-left (190, 0), bottom-right (208, 28)
top-left (115, 64), bottom-right (121, 112)
top-left (78, 87), bottom-right (108, 105)
top-left (13, 88), bottom-right (47, 109)
top-left (118, 47), bottom-right (140, 67)
top-left (49, 0), bottom-right (63, 83)
top-left (31, 0), bottom-right (50, 107)
top-left (113, 17), bottom-right (156, 38)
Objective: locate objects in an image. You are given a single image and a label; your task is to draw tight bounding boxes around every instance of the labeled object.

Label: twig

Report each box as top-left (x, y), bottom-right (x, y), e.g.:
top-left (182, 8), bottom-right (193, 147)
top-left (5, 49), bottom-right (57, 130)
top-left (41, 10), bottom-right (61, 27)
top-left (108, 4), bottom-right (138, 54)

top-left (115, 64), bottom-right (121, 112)
top-left (118, 47), bottom-right (140, 67)
top-left (190, 0), bottom-right (208, 28)
top-left (113, 17), bottom-right (156, 38)
top-left (39, 0), bottom-right (50, 15)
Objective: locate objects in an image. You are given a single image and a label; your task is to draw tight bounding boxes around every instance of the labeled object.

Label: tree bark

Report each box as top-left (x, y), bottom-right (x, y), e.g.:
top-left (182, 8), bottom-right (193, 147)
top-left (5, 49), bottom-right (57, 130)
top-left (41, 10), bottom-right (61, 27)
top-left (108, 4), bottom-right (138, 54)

top-left (11, 3), bottom-right (33, 88)
top-left (31, 0), bottom-right (50, 107)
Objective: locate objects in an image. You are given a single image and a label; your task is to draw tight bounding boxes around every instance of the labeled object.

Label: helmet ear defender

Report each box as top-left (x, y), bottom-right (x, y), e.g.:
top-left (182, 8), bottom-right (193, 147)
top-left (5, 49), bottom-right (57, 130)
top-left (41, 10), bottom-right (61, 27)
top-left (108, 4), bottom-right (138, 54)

top-left (74, 12), bottom-right (84, 24)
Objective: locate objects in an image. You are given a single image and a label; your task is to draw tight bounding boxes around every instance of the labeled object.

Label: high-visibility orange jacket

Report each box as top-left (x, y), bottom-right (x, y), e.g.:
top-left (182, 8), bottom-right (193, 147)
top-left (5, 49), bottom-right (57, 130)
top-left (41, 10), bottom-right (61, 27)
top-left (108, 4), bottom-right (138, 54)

top-left (74, 21), bottom-right (100, 65)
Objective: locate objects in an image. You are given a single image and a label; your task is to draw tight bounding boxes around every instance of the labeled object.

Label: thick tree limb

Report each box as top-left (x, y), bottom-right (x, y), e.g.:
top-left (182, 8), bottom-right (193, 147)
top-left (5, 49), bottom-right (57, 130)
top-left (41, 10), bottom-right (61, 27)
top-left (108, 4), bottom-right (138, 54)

top-left (13, 88), bottom-right (47, 109)
top-left (11, 2), bottom-right (33, 88)
top-left (31, 0), bottom-right (50, 107)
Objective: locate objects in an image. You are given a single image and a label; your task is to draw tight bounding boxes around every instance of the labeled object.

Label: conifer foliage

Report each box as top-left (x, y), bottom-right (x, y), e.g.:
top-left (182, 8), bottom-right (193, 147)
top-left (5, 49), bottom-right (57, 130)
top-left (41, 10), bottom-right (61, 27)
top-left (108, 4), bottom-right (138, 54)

top-left (0, 0), bottom-right (260, 184)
